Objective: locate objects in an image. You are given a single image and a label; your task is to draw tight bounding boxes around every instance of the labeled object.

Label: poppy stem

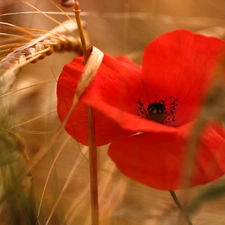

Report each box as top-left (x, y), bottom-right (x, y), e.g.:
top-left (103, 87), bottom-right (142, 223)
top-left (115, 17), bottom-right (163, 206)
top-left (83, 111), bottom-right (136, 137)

top-left (74, 2), bottom-right (99, 225)
top-left (169, 190), bottom-right (193, 225)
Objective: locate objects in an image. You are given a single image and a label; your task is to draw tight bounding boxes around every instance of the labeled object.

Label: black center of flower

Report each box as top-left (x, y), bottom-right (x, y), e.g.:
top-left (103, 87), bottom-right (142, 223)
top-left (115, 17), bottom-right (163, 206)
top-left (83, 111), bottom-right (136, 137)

top-left (136, 97), bottom-right (178, 124)
top-left (147, 102), bottom-right (166, 123)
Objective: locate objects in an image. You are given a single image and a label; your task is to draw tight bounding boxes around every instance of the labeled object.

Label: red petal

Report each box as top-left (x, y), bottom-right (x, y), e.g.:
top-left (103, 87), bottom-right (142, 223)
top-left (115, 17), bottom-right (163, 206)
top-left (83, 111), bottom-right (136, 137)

top-left (57, 54), bottom-right (144, 145)
top-left (108, 121), bottom-right (225, 190)
top-left (142, 30), bottom-right (225, 126)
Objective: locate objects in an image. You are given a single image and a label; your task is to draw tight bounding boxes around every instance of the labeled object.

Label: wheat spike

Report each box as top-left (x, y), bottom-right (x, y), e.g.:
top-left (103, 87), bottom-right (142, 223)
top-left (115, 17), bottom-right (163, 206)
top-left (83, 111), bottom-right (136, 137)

top-left (0, 19), bottom-right (88, 95)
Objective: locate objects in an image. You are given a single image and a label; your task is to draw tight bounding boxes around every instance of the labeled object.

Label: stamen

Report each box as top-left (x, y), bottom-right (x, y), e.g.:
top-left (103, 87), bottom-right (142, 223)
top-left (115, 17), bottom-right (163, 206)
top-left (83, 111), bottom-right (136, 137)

top-left (136, 96), bottom-right (179, 124)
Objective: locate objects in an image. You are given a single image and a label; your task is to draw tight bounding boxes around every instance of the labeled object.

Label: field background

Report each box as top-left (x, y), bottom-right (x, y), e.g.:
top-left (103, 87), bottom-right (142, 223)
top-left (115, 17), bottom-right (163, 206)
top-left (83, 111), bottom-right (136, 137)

top-left (1, 0), bottom-right (225, 224)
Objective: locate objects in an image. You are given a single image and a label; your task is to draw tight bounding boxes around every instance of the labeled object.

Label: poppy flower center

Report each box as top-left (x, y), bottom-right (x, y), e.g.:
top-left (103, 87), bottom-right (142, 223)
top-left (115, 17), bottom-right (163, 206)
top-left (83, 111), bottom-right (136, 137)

top-left (136, 97), bottom-right (178, 125)
top-left (147, 102), bottom-right (166, 123)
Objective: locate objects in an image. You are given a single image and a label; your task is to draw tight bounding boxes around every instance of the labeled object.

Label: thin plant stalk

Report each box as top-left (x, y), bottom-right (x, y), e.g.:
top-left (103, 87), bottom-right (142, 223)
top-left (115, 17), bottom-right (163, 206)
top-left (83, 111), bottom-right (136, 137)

top-left (74, 1), bottom-right (99, 225)
top-left (169, 191), bottom-right (193, 225)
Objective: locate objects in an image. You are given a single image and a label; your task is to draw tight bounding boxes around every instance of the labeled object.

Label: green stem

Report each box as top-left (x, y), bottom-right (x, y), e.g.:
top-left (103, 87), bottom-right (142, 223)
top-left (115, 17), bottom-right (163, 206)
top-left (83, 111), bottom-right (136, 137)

top-left (169, 190), bottom-right (193, 225)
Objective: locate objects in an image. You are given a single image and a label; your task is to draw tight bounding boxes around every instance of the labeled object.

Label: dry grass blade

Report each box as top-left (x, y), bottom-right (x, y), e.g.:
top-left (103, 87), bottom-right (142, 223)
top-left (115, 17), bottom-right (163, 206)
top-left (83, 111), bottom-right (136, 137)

top-left (98, 159), bottom-right (128, 224)
top-left (24, 45), bottom-right (103, 180)
top-left (75, 46), bottom-right (104, 97)
top-left (45, 145), bottom-right (88, 225)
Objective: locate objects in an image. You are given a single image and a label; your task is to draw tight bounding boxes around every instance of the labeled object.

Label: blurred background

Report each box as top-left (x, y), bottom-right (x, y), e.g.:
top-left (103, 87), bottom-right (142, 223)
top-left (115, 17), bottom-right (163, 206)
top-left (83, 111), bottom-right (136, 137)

top-left (1, 0), bottom-right (225, 225)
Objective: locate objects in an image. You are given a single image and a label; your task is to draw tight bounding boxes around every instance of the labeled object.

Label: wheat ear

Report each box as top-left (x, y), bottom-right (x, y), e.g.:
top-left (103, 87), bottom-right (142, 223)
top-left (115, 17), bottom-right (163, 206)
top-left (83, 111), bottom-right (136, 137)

top-left (0, 19), bottom-right (88, 95)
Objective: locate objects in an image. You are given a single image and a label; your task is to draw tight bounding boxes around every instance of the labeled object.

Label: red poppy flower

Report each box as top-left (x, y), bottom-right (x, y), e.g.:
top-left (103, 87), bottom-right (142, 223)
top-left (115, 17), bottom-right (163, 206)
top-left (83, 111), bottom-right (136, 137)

top-left (57, 30), bottom-right (225, 190)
